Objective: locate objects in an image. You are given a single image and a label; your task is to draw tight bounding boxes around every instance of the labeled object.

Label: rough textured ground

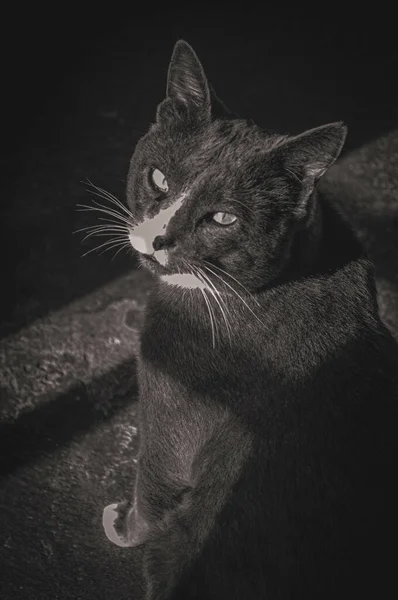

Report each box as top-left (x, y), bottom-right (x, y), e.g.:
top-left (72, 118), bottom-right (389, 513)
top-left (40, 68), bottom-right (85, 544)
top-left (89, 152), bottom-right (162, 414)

top-left (1, 12), bottom-right (397, 600)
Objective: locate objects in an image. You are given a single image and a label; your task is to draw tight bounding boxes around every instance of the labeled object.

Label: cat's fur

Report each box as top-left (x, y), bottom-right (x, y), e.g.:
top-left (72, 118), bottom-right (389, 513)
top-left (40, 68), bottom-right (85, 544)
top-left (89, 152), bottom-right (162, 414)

top-left (102, 41), bottom-right (398, 599)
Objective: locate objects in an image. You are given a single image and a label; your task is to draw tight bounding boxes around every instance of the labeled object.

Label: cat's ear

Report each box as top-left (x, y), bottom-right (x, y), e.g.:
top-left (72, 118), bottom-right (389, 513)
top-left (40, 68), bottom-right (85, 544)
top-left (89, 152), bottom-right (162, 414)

top-left (164, 40), bottom-right (211, 119)
top-left (281, 122), bottom-right (347, 218)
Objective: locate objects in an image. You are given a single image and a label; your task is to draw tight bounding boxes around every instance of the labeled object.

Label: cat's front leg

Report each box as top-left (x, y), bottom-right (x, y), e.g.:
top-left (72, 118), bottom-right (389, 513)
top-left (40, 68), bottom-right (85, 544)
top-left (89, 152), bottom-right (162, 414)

top-left (143, 515), bottom-right (193, 600)
top-left (102, 474), bottom-right (150, 547)
top-left (102, 443), bottom-right (192, 548)
top-left (142, 420), bottom-right (253, 600)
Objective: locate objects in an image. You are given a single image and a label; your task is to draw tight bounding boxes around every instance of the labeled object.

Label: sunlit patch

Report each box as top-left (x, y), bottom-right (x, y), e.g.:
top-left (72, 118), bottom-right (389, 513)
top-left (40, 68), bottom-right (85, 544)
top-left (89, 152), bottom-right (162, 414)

top-left (160, 273), bottom-right (209, 290)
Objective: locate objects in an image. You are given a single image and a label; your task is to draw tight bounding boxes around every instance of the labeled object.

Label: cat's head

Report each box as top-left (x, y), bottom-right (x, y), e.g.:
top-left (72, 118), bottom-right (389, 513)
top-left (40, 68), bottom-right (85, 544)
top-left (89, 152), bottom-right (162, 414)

top-left (126, 40), bottom-right (346, 293)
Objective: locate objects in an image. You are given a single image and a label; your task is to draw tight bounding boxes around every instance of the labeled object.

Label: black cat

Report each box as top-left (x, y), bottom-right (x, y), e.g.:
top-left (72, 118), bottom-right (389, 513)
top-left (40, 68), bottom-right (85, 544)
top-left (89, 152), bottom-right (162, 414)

top-left (102, 40), bottom-right (398, 599)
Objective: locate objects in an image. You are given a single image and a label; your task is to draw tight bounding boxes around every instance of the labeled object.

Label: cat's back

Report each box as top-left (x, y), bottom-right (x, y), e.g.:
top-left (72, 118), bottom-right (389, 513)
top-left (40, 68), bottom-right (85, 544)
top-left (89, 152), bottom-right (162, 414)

top-left (145, 253), bottom-right (398, 599)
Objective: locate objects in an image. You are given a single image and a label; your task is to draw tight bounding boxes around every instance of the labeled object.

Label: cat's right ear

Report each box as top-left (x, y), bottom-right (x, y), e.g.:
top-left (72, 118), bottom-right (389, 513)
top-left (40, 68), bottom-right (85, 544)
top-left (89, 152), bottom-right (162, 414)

top-left (156, 40), bottom-right (211, 126)
top-left (280, 122), bottom-right (347, 219)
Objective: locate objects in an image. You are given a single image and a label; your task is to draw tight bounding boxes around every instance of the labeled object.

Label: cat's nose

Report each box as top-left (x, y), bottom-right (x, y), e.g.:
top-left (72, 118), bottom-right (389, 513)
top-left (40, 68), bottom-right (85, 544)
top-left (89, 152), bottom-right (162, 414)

top-left (152, 235), bottom-right (174, 252)
top-left (152, 236), bottom-right (166, 252)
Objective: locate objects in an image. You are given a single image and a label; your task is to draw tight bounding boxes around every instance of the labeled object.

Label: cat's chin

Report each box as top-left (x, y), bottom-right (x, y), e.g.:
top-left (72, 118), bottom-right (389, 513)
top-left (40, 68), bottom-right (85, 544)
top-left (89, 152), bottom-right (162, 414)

top-left (141, 253), bottom-right (159, 266)
top-left (139, 253), bottom-right (178, 276)
top-left (139, 255), bottom-right (208, 291)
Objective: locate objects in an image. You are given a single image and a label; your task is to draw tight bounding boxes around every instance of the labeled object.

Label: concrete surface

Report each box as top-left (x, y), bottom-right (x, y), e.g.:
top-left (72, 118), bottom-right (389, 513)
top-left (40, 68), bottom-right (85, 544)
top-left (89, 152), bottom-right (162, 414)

top-left (1, 11), bottom-right (397, 600)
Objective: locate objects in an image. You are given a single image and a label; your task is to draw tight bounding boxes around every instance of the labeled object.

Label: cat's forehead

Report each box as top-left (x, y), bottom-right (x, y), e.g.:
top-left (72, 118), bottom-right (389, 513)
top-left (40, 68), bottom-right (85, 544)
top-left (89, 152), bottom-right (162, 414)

top-left (194, 120), bottom-right (274, 160)
top-left (170, 120), bottom-right (284, 181)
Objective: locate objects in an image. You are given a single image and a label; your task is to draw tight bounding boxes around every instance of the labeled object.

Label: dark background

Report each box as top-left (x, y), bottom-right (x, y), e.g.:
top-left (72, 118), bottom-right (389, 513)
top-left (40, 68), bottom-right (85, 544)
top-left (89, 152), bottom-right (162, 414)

top-left (1, 9), bottom-right (398, 600)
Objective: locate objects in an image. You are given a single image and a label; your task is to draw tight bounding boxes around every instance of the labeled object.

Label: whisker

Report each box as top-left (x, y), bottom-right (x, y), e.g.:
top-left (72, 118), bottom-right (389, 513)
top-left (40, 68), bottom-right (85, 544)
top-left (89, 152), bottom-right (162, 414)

top-left (84, 179), bottom-right (118, 200)
top-left (96, 216), bottom-right (133, 228)
top-left (201, 267), bottom-right (233, 330)
top-left (194, 267), bottom-right (219, 348)
top-left (90, 199), bottom-right (132, 223)
top-left (203, 264), bottom-right (266, 328)
top-left (183, 258), bottom-right (216, 348)
top-left (98, 241), bottom-right (130, 256)
top-left (98, 216), bottom-right (129, 223)
top-left (110, 242), bottom-right (131, 260)
top-left (172, 258), bottom-right (232, 349)
top-left (76, 203), bottom-right (126, 219)
top-left (73, 223), bottom-right (128, 234)
top-left (80, 236), bottom-right (128, 257)
top-left (84, 182), bottom-right (134, 219)
top-left (99, 240), bottom-right (127, 255)
top-left (199, 286), bottom-right (216, 349)
top-left (196, 266), bottom-right (233, 347)
top-left (83, 228), bottom-right (128, 235)
top-left (203, 260), bottom-right (260, 306)
top-left (76, 202), bottom-right (131, 225)
top-left (74, 223), bottom-right (128, 235)
top-left (79, 224), bottom-right (128, 234)
top-left (81, 230), bottom-right (128, 242)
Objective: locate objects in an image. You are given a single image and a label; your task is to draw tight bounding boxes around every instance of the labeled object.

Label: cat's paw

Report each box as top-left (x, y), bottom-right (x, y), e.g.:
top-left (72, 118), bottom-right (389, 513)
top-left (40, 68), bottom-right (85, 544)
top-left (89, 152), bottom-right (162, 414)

top-left (102, 501), bottom-right (149, 548)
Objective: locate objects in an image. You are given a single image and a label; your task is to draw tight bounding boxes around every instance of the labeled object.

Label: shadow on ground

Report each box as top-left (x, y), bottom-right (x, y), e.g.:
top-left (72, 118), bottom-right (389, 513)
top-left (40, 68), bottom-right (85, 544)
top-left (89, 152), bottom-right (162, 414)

top-left (0, 358), bottom-right (138, 479)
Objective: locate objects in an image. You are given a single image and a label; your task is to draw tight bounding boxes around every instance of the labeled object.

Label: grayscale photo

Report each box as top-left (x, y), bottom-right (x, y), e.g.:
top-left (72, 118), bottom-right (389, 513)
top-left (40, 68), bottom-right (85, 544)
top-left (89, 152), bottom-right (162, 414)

top-left (1, 8), bottom-right (398, 600)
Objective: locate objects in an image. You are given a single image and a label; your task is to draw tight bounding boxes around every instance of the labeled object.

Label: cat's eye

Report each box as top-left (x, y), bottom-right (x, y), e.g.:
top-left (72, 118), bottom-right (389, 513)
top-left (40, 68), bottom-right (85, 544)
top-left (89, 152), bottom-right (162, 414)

top-left (150, 168), bottom-right (168, 193)
top-left (212, 212), bottom-right (237, 225)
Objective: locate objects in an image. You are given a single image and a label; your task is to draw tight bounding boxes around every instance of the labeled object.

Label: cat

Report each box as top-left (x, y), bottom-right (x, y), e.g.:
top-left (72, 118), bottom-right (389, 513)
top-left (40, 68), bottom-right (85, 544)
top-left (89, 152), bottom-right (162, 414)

top-left (101, 40), bottom-right (398, 599)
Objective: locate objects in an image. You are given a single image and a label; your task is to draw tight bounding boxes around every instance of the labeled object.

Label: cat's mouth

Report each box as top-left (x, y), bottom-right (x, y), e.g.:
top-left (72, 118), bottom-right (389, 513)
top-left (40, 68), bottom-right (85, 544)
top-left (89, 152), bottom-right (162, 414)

top-left (140, 253), bottom-right (162, 270)
top-left (140, 252), bottom-right (187, 276)
top-left (140, 252), bottom-right (172, 273)
top-left (143, 253), bottom-right (158, 264)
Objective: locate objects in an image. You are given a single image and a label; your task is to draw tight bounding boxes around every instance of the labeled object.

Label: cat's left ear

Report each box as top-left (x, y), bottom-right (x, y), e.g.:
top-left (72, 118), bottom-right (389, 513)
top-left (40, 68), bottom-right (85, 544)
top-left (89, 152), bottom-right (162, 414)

top-left (164, 40), bottom-right (211, 121)
top-left (281, 122), bottom-right (347, 217)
